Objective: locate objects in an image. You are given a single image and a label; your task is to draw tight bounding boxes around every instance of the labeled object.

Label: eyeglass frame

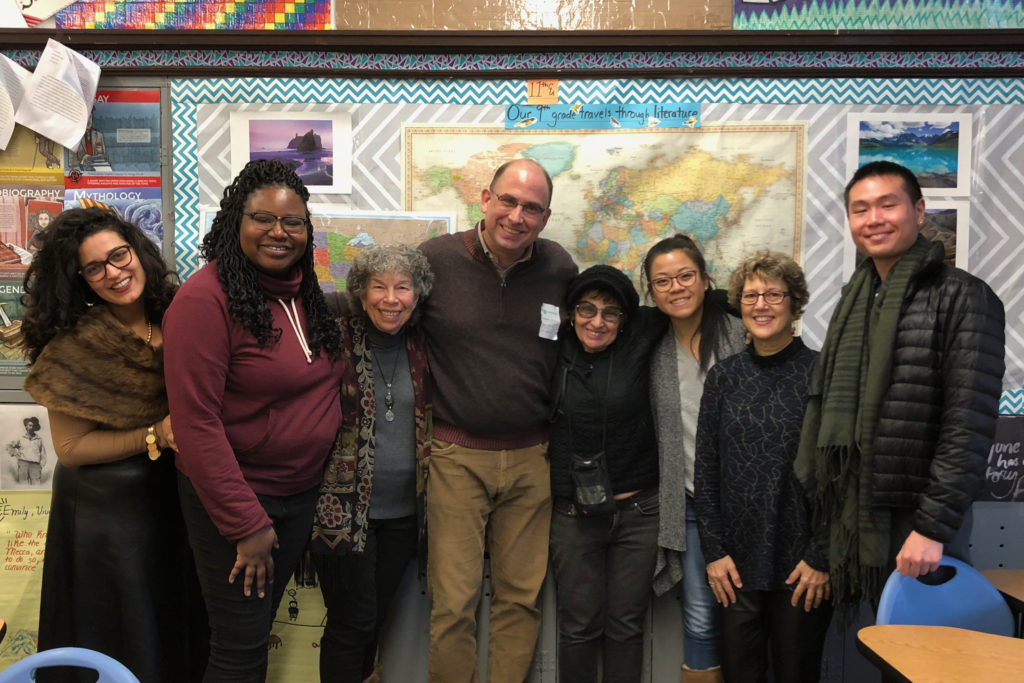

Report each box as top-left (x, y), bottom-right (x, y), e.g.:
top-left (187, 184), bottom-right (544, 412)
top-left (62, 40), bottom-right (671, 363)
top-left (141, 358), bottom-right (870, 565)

top-left (493, 193), bottom-right (548, 218)
top-left (574, 301), bottom-right (625, 324)
top-left (79, 244), bottom-right (134, 282)
top-left (650, 270), bottom-right (700, 292)
top-left (243, 211), bottom-right (311, 235)
top-left (739, 290), bottom-right (791, 306)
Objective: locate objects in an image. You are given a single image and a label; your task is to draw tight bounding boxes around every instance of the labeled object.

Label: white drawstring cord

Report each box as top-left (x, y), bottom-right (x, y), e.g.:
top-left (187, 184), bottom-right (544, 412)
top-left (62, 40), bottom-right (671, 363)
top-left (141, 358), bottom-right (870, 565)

top-left (277, 298), bottom-right (312, 364)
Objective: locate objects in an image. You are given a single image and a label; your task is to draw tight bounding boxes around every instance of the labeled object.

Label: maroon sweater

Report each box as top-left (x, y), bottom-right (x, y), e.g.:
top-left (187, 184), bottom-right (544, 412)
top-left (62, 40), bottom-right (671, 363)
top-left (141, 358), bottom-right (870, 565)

top-left (164, 263), bottom-right (342, 541)
top-left (419, 227), bottom-right (577, 448)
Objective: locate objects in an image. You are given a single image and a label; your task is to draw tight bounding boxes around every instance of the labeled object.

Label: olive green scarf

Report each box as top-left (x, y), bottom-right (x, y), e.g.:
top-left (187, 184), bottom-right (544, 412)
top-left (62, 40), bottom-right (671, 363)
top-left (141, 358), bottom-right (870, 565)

top-left (795, 236), bottom-right (938, 617)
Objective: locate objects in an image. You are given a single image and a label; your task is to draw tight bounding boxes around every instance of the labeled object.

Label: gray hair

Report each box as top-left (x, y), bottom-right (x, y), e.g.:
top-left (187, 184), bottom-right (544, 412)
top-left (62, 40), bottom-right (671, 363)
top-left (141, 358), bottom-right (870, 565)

top-left (347, 243), bottom-right (434, 319)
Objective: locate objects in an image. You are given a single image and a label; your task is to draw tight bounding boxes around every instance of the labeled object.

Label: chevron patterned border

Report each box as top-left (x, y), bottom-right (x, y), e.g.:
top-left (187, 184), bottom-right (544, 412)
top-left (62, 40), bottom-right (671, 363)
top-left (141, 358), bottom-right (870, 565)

top-left (1002, 390), bottom-right (1024, 415)
top-left (5, 48), bottom-right (1024, 72)
top-left (169, 77), bottom-right (1024, 107)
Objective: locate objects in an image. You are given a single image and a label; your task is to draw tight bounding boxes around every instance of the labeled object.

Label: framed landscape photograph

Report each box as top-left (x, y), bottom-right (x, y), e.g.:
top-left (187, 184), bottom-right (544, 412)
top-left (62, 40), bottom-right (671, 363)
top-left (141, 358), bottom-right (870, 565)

top-left (846, 112), bottom-right (972, 196)
top-left (229, 110), bottom-right (352, 194)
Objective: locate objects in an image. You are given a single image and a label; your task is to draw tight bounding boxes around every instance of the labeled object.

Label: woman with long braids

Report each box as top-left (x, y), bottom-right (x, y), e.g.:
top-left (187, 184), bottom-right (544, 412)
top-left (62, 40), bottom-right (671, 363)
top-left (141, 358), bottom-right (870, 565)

top-left (22, 207), bottom-right (205, 682)
top-left (164, 160), bottom-right (343, 682)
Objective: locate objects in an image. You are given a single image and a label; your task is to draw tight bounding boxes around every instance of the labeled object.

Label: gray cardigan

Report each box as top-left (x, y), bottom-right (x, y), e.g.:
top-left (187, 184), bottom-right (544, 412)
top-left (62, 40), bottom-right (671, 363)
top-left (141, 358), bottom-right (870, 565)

top-left (651, 315), bottom-right (746, 595)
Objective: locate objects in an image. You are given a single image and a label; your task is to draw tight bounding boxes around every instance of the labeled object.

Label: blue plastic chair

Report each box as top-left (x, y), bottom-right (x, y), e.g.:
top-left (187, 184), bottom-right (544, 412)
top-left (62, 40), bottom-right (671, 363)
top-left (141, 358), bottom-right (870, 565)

top-left (876, 555), bottom-right (1015, 636)
top-left (0, 647), bottom-right (140, 683)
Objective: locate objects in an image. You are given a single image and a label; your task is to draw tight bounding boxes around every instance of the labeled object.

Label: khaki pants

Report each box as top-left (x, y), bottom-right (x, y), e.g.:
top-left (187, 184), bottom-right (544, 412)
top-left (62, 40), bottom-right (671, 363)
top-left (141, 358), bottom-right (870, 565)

top-left (427, 440), bottom-right (551, 683)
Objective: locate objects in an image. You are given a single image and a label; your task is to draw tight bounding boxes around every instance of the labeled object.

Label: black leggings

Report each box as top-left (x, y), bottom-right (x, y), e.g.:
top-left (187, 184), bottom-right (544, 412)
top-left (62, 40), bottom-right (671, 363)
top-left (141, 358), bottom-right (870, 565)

top-left (720, 589), bottom-right (833, 683)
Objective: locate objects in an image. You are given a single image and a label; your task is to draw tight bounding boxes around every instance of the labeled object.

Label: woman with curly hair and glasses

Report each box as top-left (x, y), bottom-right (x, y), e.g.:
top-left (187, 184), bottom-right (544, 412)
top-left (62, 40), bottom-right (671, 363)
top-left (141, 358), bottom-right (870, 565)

top-left (694, 251), bottom-right (831, 682)
top-left (22, 207), bottom-right (205, 682)
top-left (164, 159), bottom-right (343, 682)
top-left (310, 243), bottom-right (434, 683)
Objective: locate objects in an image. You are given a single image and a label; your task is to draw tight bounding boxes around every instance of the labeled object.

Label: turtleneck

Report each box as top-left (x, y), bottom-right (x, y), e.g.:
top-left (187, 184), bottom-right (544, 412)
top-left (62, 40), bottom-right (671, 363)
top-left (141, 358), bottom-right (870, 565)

top-left (257, 267), bottom-right (302, 299)
top-left (368, 323), bottom-right (407, 350)
top-left (750, 336), bottom-right (805, 367)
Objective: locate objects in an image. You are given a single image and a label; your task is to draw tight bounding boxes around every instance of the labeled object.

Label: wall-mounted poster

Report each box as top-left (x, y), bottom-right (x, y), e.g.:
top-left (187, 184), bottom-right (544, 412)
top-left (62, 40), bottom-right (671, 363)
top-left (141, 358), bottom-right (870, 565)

top-left (0, 272), bottom-right (28, 377)
top-left (63, 181), bottom-right (164, 252)
top-left (64, 89), bottom-right (161, 178)
top-left (923, 200), bottom-right (970, 269)
top-left (229, 111), bottom-right (353, 194)
top-left (846, 113), bottom-right (972, 196)
top-left (0, 183), bottom-right (63, 265)
top-left (0, 405), bottom-right (55, 491)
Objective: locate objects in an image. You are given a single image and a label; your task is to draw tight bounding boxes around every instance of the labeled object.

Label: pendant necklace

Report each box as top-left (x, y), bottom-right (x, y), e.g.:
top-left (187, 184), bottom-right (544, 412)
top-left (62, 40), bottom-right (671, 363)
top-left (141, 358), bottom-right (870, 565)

top-left (379, 346), bottom-right (400, 423)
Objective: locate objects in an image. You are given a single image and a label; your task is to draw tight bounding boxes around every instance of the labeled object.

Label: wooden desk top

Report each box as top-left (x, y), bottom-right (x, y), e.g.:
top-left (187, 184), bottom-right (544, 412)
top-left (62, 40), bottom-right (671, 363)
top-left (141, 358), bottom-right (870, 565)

top-left (981, 569), bottom-right (1024, 608)
top-left (857, 625), bottom-right (1024, 682)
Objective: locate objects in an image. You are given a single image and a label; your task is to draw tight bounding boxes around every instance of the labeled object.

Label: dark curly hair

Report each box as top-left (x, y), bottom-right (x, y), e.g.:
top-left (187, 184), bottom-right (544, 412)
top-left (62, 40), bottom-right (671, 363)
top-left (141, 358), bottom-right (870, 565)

top-left (20, 207), bottom-right (178, 363)
top-left (201, 159), bottom-right (340, 358)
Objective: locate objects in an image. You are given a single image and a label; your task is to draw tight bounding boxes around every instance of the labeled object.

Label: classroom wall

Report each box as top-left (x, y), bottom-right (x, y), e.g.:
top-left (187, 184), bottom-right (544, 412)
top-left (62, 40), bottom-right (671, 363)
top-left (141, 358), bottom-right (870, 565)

top-left (2, 6), bottom-right (1024, 678)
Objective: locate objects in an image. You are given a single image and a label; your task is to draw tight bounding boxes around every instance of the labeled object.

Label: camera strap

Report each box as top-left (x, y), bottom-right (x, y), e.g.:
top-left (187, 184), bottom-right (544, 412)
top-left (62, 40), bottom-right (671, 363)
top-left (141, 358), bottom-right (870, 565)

top-left (564, 344), bottom-right (612, 463)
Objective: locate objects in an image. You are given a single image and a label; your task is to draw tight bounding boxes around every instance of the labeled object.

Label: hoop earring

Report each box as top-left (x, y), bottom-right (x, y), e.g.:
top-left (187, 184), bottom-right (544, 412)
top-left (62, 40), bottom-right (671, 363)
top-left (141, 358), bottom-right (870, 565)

top-left (84, 290), bottom-right (99, 307)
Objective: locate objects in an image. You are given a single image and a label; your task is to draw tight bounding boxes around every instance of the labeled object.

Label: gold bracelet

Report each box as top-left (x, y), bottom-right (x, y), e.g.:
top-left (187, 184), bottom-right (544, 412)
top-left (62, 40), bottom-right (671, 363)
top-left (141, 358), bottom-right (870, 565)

top-left (146, 425), bottom-right (161, 461)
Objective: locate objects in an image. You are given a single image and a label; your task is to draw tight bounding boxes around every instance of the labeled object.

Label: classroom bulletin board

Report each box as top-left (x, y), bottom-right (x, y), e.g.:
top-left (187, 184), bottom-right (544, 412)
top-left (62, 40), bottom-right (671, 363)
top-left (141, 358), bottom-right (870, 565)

top-left (3, 19), bottom-right (1024, 679)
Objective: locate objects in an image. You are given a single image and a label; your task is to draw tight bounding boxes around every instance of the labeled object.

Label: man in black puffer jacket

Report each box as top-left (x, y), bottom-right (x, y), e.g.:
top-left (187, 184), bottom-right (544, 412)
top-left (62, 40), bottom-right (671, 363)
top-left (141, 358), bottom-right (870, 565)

top-left (796, 160), bottom-right (1005, 614)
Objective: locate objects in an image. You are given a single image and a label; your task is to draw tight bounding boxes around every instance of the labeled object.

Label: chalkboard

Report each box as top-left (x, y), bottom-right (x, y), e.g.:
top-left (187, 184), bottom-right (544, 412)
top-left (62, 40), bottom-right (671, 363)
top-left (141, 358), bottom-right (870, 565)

top-left (981, 415), bottom-right (1024, 502)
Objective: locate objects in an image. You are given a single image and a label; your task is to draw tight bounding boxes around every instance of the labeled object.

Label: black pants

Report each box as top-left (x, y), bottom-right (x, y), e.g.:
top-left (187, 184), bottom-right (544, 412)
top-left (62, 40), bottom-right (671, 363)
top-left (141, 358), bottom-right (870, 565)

top-left (549, 489), bottom-right (660, 683)
top-left (179, 473), bottom-right (318, 683)
top-left (720, 589), bottom-right (833, 683)
top-left (310, 516), bottom-right (417, 683)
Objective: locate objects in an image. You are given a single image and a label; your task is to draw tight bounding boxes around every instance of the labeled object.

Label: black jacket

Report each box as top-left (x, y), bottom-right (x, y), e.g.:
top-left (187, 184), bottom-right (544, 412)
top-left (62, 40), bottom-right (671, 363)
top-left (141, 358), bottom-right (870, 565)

top-left (548, 307), bottom-right (667, 498)
top-left (870, 250), bottom-right (1005, 544)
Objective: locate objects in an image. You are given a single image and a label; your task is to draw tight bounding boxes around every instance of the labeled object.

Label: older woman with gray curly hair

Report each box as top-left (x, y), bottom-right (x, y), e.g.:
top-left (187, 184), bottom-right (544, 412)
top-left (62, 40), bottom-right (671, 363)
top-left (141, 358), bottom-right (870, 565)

top-left (693, 250), bottom-right (832, 683)
top-left (310, 243), bottom-right (434, 683)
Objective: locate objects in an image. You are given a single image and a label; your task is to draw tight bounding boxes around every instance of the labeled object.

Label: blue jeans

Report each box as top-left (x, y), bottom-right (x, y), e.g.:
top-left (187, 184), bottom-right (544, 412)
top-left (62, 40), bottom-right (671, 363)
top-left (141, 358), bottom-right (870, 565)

top-left (179, 473), bottom-right (318, 683)
top-left (549, 488), bottom-right (660, 683)
top-left (681, 499), bottom-right (720, 670)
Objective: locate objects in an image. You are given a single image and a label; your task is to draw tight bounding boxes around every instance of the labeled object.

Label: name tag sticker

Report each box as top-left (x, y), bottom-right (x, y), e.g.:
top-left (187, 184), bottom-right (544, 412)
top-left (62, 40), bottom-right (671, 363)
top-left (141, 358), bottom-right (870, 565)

top-left (539, 303), bottom-right (561, 340)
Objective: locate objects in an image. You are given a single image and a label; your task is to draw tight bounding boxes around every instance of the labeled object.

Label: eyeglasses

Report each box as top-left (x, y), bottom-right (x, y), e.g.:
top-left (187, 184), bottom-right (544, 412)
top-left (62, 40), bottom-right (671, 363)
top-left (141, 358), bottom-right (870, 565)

top-left (740, 290), bottom-right (790, 306)
top-left (494, 193), bottom-right (547, 218)
top-left (79, 245), bottom-right (133, 282)
top-left (244, 211), bottom-right (310, 235)
top-left (650, 270), bottom-right (699, 292)
top-left (575, 301), bottom-right (625, 324)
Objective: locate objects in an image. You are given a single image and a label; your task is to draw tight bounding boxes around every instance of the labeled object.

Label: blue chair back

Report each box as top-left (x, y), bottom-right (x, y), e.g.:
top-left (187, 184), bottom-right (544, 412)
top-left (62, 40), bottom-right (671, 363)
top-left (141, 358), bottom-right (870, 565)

top-left (876, 555), bottom-right (1014, 636)
top-left (0, 647), bottom-right (140, 683)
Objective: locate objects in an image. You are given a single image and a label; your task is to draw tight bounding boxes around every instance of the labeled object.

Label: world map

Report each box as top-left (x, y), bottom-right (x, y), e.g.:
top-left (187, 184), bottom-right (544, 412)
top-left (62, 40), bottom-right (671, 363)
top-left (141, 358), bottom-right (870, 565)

top-left (306, 209), bottom-right (454, 292)
top-left (403, 124), bottom-right (805, 285)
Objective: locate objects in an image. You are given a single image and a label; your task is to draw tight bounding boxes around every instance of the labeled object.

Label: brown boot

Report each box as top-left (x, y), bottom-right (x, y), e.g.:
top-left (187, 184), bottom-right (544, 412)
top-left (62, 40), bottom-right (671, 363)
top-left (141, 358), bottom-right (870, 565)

top-left (681, 663), bottom-right (724, 683)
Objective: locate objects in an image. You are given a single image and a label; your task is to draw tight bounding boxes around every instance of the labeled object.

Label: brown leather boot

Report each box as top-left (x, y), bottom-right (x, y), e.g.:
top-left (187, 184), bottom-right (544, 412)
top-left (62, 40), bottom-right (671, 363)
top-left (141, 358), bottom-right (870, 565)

top-left (681, 663), bottom-right (724, 683)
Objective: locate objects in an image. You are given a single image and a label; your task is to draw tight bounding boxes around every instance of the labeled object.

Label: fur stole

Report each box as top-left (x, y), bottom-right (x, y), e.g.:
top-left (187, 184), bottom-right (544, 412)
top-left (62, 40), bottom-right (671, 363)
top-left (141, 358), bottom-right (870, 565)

top-left (24, 305), bottom-right (168, 429)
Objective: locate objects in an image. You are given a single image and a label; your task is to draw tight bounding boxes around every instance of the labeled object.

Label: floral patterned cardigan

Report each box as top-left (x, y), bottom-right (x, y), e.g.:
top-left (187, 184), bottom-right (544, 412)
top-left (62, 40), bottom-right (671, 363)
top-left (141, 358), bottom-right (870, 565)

top-left (310, 315), bottom-right (431, 561)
